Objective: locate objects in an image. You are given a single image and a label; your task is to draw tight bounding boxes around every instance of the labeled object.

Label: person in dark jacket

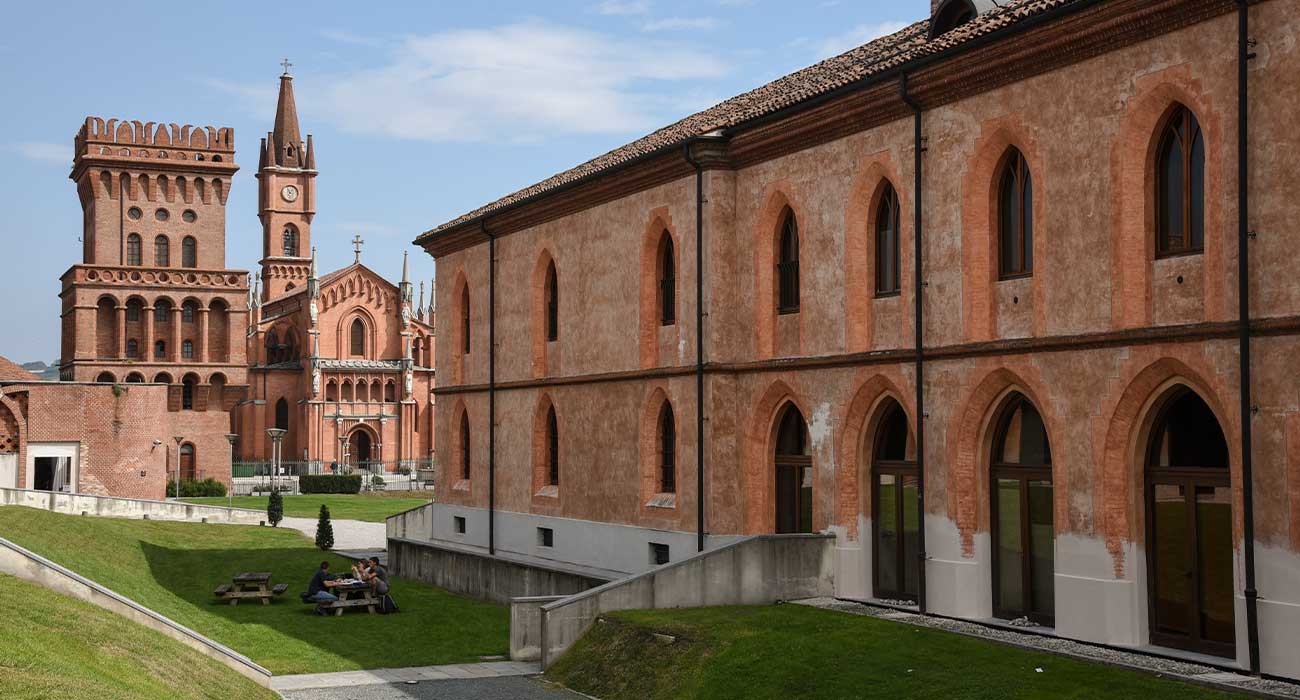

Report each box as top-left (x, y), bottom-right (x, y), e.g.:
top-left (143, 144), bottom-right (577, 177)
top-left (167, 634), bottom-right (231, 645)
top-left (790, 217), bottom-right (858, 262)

top-left (306, 561), bottom-right (339, 615)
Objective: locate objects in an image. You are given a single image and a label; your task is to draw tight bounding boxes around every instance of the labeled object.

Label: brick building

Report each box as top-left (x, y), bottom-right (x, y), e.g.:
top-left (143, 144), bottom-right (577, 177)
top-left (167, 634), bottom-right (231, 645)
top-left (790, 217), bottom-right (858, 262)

top-left (416, 0), bottom-right (1299, 679)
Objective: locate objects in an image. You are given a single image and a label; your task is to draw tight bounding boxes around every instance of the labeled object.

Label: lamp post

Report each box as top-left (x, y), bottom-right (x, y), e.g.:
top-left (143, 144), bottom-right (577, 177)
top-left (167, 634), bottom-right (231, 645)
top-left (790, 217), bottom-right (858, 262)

top-left (172, 436), bottom-right (184, 500)
top-left (224, 433), bottom-right (238, 508)
top-left (266, 429), bottom-right (287, 497)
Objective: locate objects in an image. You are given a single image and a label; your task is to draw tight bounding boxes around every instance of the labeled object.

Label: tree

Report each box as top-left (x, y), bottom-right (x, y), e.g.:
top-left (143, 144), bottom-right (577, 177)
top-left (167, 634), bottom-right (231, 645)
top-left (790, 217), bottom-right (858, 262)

top-left (267, 490), bottom-right (284, 528)
top-left (315, 504), bottom-right (335, 551)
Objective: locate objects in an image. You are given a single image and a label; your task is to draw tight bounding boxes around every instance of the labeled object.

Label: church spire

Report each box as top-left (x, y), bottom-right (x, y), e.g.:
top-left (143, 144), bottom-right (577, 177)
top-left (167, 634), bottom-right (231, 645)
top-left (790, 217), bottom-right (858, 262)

top-left (417, 281), bottom-right (426, 322)
top-left (272, 68), bottom-right (303, 168)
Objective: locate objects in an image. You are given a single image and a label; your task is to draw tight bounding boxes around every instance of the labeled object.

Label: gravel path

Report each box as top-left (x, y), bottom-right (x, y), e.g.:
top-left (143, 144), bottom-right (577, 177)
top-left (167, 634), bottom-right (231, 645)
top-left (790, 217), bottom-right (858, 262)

top-left (795, 598), bottom-right (1300, 698)
top-left (278, 676), bottom-right (586, 700)
top-left (279, 516), bottom-right (386, 551)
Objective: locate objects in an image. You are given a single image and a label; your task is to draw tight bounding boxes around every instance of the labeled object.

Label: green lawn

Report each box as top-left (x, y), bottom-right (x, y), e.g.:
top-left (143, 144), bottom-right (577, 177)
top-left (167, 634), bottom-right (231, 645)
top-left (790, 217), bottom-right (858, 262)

top-left (0, 574), bottom-right (278, 700)
top-left (0, 506), bottom-right (506, 675)
top-left (179, 493), bottom-right (430, 522)
top-left (547, 605), bottom-right (1252, 700)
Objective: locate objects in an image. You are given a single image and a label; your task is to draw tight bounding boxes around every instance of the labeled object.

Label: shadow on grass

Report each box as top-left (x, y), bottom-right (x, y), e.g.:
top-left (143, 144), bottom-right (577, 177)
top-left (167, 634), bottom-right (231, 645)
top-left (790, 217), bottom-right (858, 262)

top-left (138, 541), bottom-right (509, 674)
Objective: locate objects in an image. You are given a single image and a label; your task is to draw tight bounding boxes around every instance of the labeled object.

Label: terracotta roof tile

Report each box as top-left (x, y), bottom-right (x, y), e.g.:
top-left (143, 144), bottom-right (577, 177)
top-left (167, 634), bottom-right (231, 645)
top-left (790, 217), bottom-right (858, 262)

top-left (0, 355), bottom-right (40, 382)
top-left (418, 0), bottom-right (1076, 241)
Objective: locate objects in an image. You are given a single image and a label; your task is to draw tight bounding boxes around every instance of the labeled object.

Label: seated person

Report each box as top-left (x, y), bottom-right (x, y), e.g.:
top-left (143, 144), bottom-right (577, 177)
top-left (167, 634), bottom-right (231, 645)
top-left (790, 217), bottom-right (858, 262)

top-left (363, 556), bottom-right (390, 597)
top-left (306, 561), bottom-right (339, 611)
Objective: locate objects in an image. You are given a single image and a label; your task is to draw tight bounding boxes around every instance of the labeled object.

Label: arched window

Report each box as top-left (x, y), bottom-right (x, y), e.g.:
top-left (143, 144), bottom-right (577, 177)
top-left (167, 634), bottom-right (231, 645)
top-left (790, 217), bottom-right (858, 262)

top-left (126, 234), bottom-right (142, 266)
top-left (990, 394), bottom-right (1054, 626)
top-left (326, 381), bottom-right (338, 402)
top-left (275, 398), bottom-right (289, 431)
top-left (1146, 388), bottom-right (1233, 656)
top-left (154, 372), bottom-right (173, 384)
top-left (460, 410), bottom-right (471, 480)
top-left (930, 0), bottom-right (976, 38)
top-left (658, 402), bottom-right (676, 493)
top-left (181, 375), bottom-right (195, 410)
top-left (154, 299), bottom-right (171, 326)
top-left (182, 340), bottom-right (194, 359)
top-left (126, 340), bottom-right (139, 358)
top-left (546, 406), bottom-right (559, 486)
top-left (95, 372), bottom-right (116, 383)
top-left (998, 148), bottom-right (1033, 278)
top-left (154, 340), bottom-right (166, 360)
top-left (182, 302), bottom-right (196, 324)
top-left (125, 372), bottom-right (144, 383)
top-left (384, 380), bottom-right (396, 402)
top-left (774, 403), bottom-right (811, 533)
top-left (181, 236), bottom-right (197, 268)
top-left (1156, 106), bottom-right (1206, 257)
top-left (545, 262), bottom-right (559, 342)
top-left (350, 318), bottom-right (365, 356)
top-left (154, 235), bottom-right (170, 267)
top-left (461, 285), bottom-right (471, 355)
top-left (282, 225), bottom-right (299, 257)
top-left (659, 232), bottom-right (676, 325)
top-left (873, 400), bottom-right (918, 601)
top-left (265, 329), bottom-right (280, 364)
top-left (777, 209), bottom-right (800, 313)
top-left (876, 183), bottom-right (901, 295)
top-left (126, 299), bottom-right (142, 322)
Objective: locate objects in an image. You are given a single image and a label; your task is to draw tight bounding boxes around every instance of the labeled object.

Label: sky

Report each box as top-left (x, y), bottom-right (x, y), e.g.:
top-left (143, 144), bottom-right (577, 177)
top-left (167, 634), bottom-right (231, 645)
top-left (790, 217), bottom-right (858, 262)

top-left (0, 0), bottom-right (928, 364)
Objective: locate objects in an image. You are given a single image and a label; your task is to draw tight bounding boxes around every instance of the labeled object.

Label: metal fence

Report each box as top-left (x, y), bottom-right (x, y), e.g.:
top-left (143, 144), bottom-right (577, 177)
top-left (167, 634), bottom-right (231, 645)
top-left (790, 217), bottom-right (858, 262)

top-left (228, 459), bottom-right (436, 496)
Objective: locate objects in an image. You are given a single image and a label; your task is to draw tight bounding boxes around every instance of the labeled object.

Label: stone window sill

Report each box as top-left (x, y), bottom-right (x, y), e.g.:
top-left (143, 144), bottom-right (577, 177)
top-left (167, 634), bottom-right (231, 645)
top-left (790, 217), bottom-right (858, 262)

top-left (534, 485), bottom-right (559, 499)
top-left (645, 493), bottom-right (677, 510)
top-left (452, 479), bottom-right (471, 492)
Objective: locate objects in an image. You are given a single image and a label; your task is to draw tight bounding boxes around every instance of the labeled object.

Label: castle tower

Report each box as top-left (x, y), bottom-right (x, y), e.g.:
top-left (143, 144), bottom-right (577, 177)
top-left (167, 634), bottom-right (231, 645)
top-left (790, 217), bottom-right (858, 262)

top-left (59, 117), bottom-right (250, 388)
top-left (257, 64), bottom-right (317, 301)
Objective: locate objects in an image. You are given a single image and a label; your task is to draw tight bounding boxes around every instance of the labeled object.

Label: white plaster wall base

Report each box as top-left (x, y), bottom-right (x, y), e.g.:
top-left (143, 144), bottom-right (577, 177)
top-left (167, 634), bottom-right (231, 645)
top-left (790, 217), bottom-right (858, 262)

top-left (1053, 535), bottom-right (1144, 645)
top-left (923, 515), bottom-right (990, 619)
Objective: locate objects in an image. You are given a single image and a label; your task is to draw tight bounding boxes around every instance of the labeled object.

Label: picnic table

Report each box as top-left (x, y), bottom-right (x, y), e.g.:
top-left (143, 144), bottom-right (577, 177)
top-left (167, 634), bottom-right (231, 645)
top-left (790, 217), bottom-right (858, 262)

top-left (318, 579), bottom-right (379, 616)
top-left (213, 572), bottom-right (288, 606)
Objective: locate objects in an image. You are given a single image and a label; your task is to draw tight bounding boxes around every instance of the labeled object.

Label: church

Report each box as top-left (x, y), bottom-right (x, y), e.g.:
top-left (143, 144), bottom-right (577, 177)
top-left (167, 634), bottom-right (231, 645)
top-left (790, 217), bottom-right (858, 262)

top-left (0, 66), bottom-right (435, 495)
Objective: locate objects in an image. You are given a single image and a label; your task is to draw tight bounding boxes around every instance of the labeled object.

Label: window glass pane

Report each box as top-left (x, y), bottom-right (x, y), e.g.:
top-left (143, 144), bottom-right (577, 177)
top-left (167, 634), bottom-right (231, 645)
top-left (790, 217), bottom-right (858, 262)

top-left (1196, 485), bottom-right (1234, 644)
top-left (1028, 480), bottom-right (1055, 617)
top-left (996, 478), bottom-right (1024, 613)
top-left (799, 466), bottom-right (813, 534)
top-left (900, 475), bottom-right (920, 598)
top-left (1000, 169), bottom-right (1018, 273)
top-left (1190, 127), bottom-right (1205, 250)
top-left (1022, 172), bottom-right (1033, 271)
top-left (1161, 135), bottom-right (1184, 251)
top-left (1152, 483), bottom-right (1191, 636)
top-left (875, 473), bottom-right (899, 594)
top-left (876, 407), bottom-right (911, 461)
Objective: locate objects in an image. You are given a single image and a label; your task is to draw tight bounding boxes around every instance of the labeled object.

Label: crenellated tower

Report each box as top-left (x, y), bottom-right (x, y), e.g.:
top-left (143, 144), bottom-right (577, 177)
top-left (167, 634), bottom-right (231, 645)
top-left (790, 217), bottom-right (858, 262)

top-left (257, 65), bottom-right (317, 301)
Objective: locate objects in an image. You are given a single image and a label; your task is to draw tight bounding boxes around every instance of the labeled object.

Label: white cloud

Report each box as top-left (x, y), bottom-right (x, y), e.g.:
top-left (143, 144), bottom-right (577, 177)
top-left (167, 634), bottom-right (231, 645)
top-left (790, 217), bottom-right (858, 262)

top-left (2, 142), bottom-right (67, 164)
top-left (643, 17), bottom-right (718, 32)
top-left (318, 21), bottom-right (728, 143)
top-left (319, 29), bottom-right (381, 47)
top-left (596, 0), bottom-right (651, 15)
top-left (815, 20), bottom-right (909, 59)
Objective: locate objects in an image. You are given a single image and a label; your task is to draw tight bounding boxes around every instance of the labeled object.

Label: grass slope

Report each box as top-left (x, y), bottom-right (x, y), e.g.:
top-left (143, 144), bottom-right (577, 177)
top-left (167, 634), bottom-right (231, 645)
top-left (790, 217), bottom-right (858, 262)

top-left (0, 574), bottom-right (278, 700)
top-left (180, 493), bottom-right (430, 522)
top-left (0, 506), bottom-right (505, 675)
top-left (547, 606), bottom-right (1252, 700)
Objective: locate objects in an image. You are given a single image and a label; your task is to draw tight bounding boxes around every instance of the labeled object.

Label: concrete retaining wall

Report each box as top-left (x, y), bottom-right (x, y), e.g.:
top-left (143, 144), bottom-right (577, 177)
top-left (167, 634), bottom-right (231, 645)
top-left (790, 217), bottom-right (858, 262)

top-left (510, 595), bottom-right (568, 661)
top-left (0, 535), bottom-right (271, 686)
top-left (0, 487), bottom-right (264, 525)
top-left (388, 537), bottom-right (610, 604)
top-left (538, 533), bottom-right (835, 668)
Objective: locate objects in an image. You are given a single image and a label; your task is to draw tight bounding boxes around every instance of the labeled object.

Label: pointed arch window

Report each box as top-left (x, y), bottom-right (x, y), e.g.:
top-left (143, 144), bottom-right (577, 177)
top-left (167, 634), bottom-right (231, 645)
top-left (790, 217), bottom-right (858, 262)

top-left (154, 235), bottom-right (170, 267)
top-left (350, 318), bottom-right (365, 356)
top-left (181, 236), bottom-right (197, 268)
top-left (282, 225), bottom-right (299, 257)
top-left (659, 233), bottom-right (676, 325)
top-left (873, 400), bottom-right (919, 601)
top-left (998, 148), bottom-right (1033, 279)
top-left (460, 411), bottom-right (471, 480)
top-left (776, 209), bottom-right (800, 313)
top-left (1156, 106), bottom-right (1206, 257)
top-left (126, 234), bottom-right (142, 266)
top-left (659, 402), bottom-right (676, 494)
top-left (546, 407), bottom-right (559, 487)
top-left (876, 183), bottom-right (901, 295)
top-left (460, 286), bottom-right (471, 355)
top-left (545, 262), bottom-right (559, 342)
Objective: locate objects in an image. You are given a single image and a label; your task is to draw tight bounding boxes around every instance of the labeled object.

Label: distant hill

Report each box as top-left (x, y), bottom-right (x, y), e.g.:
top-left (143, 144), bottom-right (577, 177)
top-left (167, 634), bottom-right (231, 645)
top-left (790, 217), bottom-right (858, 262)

top-left (20, 360), bottom-right (60, 381)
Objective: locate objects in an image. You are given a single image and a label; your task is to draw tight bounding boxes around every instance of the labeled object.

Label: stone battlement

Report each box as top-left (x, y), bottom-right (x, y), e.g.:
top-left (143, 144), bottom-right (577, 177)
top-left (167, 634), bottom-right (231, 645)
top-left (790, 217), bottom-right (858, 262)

top-left (75, 117), bottom-right (235, 164)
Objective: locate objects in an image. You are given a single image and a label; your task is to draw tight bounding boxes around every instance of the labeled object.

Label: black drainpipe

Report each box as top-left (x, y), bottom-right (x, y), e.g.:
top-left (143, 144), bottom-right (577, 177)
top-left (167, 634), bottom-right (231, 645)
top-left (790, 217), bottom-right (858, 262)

top-left (483, 221), bottom-right (497, 556)
top-left (684, 140), bottom-right (707, 553)
top-left (900, 73), bottom-right (927, 613)
top-left (1235, 0), bottom-right (1260, 676)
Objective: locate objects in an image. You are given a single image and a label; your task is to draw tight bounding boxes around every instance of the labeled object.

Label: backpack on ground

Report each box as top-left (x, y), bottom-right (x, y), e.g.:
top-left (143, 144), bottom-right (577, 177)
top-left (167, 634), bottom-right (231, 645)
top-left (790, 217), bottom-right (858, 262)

top-left (378, 594), bottom-right (399, 614)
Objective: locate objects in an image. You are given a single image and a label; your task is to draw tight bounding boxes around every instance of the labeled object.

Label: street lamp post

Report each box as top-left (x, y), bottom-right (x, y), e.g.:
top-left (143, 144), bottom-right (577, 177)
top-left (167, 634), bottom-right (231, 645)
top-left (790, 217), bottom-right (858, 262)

top-left (224, 433), bottom-right (238, 508)
top-left (266, 429), bottom-right (287, 497)
top-left (172, 436), bottom-right (184, 500)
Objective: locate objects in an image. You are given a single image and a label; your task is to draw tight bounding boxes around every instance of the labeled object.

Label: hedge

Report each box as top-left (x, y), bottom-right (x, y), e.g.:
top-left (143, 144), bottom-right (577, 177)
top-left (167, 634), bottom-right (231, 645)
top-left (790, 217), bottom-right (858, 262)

top-left (166, 478), bottom-right (227, 498)
top-left (299, 474), bottom-right (362, 494)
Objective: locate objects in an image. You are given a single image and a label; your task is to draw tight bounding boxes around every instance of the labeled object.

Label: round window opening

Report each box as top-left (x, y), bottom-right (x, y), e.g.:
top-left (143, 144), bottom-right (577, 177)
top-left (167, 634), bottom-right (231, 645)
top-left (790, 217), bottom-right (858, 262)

top-left (182, 210), bottom-right (197, 223)
top-left (155, 208), bottom-right (170, 222)
top-left (127, 207), bottom-right (142, 220)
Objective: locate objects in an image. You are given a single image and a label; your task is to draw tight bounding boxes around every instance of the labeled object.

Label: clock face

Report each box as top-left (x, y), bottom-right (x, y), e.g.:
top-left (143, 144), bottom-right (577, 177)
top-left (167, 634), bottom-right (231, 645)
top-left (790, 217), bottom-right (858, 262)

top-left (281, 185), bottom-right (299, 202)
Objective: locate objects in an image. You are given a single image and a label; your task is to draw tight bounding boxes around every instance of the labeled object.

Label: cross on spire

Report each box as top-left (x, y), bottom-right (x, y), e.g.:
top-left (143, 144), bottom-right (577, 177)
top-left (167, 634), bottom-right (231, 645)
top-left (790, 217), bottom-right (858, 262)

top-left (280, 58), bottom-right (293, 76)
top-left (352, 235), bottom-right (365, 263)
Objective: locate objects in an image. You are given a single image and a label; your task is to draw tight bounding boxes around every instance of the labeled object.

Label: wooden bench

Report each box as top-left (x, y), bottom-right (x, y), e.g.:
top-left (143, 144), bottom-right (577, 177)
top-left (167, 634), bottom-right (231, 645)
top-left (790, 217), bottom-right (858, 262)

top-left (213, 584), bottom-right (232, 597)
top-left (316, 582), bottom-right (379, 616)
top-left (272, 583), bottom-right (289, 596)
top-left (215, 572), bottom-right (279, 606)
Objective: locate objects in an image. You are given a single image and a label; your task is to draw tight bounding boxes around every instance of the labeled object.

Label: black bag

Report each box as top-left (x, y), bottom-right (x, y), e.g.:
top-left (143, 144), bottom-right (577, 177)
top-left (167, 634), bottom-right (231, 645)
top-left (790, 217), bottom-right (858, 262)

top-left (299, 591), bottom-right (313, 604)
top-left (378, 594), bottom-right (399, 614)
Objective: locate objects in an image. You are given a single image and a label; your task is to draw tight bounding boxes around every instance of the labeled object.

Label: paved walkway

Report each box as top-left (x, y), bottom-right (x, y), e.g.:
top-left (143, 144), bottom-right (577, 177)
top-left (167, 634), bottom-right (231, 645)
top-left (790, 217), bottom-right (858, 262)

top-left (272, 661), bottom-right (542, 692)
top-left (278, 676), bottom-right (586, 700)
top-left (280, 516), bottom-right (386, 551)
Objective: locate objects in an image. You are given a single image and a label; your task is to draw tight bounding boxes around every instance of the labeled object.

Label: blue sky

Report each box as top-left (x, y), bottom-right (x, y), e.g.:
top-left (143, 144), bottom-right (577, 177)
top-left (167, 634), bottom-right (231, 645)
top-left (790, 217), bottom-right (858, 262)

top-left (0, 0), bottom-right (927, 363)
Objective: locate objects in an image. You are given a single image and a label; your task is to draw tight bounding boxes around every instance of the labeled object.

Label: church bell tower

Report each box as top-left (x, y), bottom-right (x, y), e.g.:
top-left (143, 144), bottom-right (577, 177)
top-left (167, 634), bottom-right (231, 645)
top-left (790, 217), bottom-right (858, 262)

top-left (257, 61), bottom-right (316, 301)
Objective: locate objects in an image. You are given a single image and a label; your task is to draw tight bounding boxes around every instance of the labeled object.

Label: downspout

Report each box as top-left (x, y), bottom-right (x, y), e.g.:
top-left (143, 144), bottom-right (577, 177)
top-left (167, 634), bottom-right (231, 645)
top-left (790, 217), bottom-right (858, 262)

top-left (684, 140), bottom-right (707, 553)
top-left (900, 72), bottom-right (927, 613)
top-left (1235, 0), bottom-right (1260, 676)
top-left (483, 221), bottom-right (497, 556)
